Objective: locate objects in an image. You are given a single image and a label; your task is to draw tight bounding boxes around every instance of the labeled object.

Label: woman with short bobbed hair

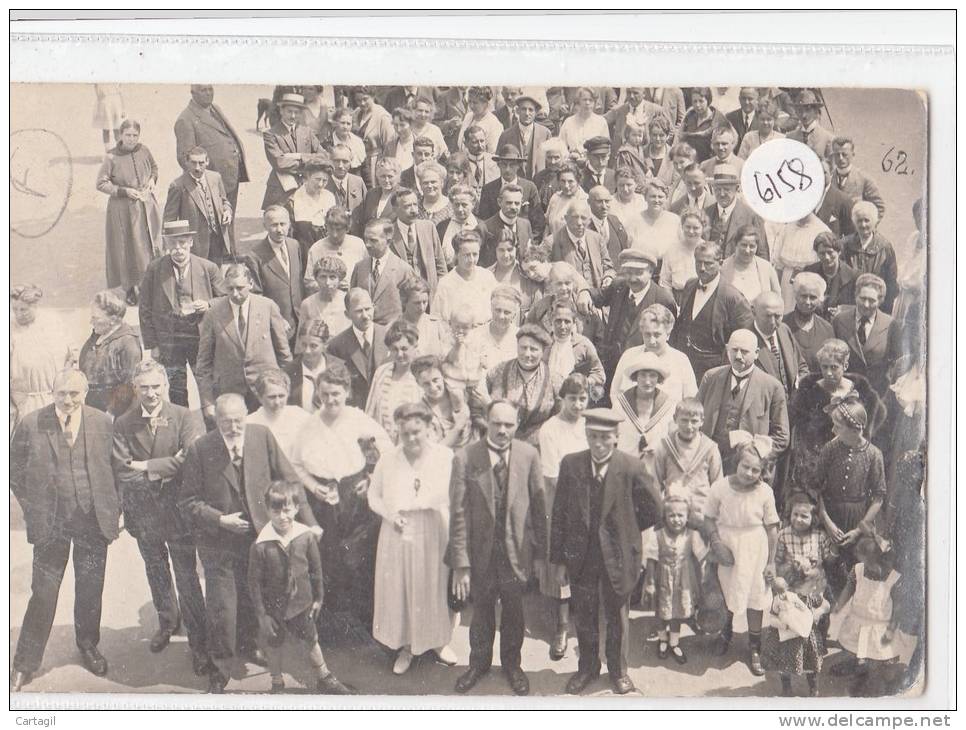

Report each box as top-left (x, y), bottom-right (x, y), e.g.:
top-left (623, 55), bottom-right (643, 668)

top-left (803, 231), bottom-right (859, 317)
top-left (246, 368), bottom-right (313, 457)
top-left (368, 401), bottom-right (458, 675)
top-left (660, 207), bottom-right (706, 304)
top-left (788, 338), bottom-right (885, 494)
top-left (485, 323), bottom-right (560, 445)
top-left (436, 183), bottom-right (482, 268)
top-left (78, 289), bottom-right (142, 417)
top-left (415, 160), bottom-right (450, 225)
top-left (96, 118), bottom-right (162, 304)
top-left (432, 230), bottom-right (498, 327)
top-left (676, 88), bottom-right (728, 162)
top-left (720, 223), bottom-right (782, 305)
top-left (643, 113), bottom-right (675, 184)
top-left (611, 166), bottom-right (648, 225)
top-left (737, 99), bottom-right (785, 159)
top-left (626, 178), bottom-right (681, 263)
top-left (666, 142), bottom-right (697, 205)
top-left (558, 86), bottom-right (609, 153)
top-left (366, 320), bottom-right (423, 442)
top-left (397, 275), bottom-right (450, 359)
top-left (411, 355), bottom-right (472, 448)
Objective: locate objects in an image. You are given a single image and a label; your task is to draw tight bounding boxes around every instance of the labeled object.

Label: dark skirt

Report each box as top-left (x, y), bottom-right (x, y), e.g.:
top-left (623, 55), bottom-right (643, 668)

top-left (761, 625), bottom-right (824, 675)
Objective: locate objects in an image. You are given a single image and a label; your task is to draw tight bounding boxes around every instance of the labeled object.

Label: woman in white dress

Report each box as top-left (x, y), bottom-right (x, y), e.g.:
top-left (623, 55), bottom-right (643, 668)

top-left (558, 87), bottom-right (610, 153)
top-left (369, 402), bottom-right (457, 674)
top-left (246, 369), bottom-right (313, 458)
top-left (398, 277), bottom-right (450, 359)
top-left (10, 285), bottom-right (75, 426)
top-left (720, 225), bottom-right (782, 307)
top-left (466, 285), bottom-right (522, 375)
top-left (737, 99), bottom-right (785, 159)
top-left (659, 207), bottom-right (705, 306)
top-left (432, 229), bottom-right (497, 327)
top-left (456, 86), bottom-right (503, 154)
top-left (770, 214), bottom-right (826, 312)
top-left (610, 167), bottom-right (648, 227)
top-left (626, 179), bottom-right (681, 264)
top-left (366, 320), bottom-right (423, 443)
top-left (614, 350), bottom-right (679, 462)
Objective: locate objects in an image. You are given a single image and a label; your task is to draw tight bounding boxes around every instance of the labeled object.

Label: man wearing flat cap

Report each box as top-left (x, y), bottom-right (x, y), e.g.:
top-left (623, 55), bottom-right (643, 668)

top-left (786, 89), bottom-right (834, 160)
top-left (577, 248), bottom-right (677, 391)
top-left (262, 92), bottom-right (324, 209)
top-left (703, 163), bottom-right (769, 259)
top-left (580, 136), bottom-right (617, 193)
top-left (139, 220), bottom-right (226, 407)
top-left (477, 143), bottom-right (545, 243)
top-left (497, 92), bottom-right (552, 180)
top-left (551, 408), bottom-right (662, 695)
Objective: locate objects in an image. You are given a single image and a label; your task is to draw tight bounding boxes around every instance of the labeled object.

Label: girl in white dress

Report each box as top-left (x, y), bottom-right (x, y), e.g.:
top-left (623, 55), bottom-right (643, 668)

top-left (368, 403), bottom-right (457, 674)
top-left (704, 433), bottom-right (780, 677)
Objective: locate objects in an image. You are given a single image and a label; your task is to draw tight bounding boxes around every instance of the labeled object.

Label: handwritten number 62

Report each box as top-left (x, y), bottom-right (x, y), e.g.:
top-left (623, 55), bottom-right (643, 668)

top-left (881, 146), bottom-right (912, 175)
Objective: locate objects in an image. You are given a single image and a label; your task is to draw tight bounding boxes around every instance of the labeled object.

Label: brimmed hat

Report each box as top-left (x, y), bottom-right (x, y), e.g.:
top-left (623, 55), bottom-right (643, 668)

top-left (710, 163), bottom-right (740, 186)
top-left (514, 94), bottom-right (543, 110)
top-left (625, 351), bottom-right (671, 381)
top-left (162, 220), bottom-right (195, 238)
top-left (583, 136), bottom-right (612, 154)
top-left (796, 90), bottom-right (823, 108)
top-left (618, 248), bottom-right (658, 271)
top-left (493, 144), bottom-right (526, 163)
top-left (277, 92), bottom-right (307, 109)
top-left (583, 408), bottom-right (624, 431)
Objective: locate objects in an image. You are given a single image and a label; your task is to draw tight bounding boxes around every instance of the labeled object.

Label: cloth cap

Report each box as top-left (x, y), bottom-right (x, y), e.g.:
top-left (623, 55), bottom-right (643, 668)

top-left (583, 136), bottom-right (612, 154)
top-left (618, 248), bottom-right (657, 270)
top-left (583, 407), bottom-right (625, 431)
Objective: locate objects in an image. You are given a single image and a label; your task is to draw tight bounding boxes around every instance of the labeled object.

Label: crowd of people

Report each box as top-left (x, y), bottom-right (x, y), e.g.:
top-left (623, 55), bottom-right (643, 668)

top-left (10, 84), bottom-right (927, 698)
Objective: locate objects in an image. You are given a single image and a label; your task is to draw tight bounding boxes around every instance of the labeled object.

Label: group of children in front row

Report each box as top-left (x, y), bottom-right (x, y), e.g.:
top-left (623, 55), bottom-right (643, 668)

top-left (638, 394), bottom-right (916, 697)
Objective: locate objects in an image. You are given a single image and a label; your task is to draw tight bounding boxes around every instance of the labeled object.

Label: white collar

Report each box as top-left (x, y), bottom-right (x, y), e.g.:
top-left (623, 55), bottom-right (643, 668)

top-left (754, 322), bottom-right (779, 342)
top-left (592, 214), bottom-right (608, 230)
top-left (55, 407), bottom-right (81, 429)
top-left (256, 520), bottom-right (311, 546)
top-left (141, 403), bottom-right (164, 419)
top-left (857, 309), bottom-right (877, 326)
top-left (566, 227), bottom-right (586, 247)
top-left (718, 198), bottom-right (737, 217)
top-left (268, 237), bottom-right (287, 251)
top-left (221, 433), bottom-right (243, 455)
top-left (353, 325), bottom-right (372, 347)
top-left (498, 212), bottom-right (517, 226)
top-left (697, 274), bottom-right (720, 293)
top-left (302, 358), bottom-right (327, 379)
top-left (731, 365), bottom-right (755, 380)
top-left (231, 297), bottom-right (251, 316)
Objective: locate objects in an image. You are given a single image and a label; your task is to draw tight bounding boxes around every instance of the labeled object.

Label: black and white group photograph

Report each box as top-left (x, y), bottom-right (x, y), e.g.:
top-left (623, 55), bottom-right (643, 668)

top-left (9, 79), bottom-right (928, 702)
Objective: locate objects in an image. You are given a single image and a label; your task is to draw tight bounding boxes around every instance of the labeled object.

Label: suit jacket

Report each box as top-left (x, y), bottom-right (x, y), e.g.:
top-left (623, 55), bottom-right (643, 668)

top-left (479, 214), bottom-right (533, 268)
top-left (831, 306), bottom-right (901, 396)
top-left (390, 220), bottom-right (448, 301)
top-left (112, 400), bottom-right (204, 540)
top-left (288, 353), bottom-right (345, 409)
top-left (725, 108), bottom-right (760, 149)
top-left (497, 123), bottom-right (552, 180)
top-left (262, 122), bottom-right (323, 209)
top-left (325, 323), bottom-right (390, 409)
top-left (697, 364), bottom-right (790, 455)
top-left (831, 167), bottom-right (886, 236)
top-left (175, 99), bottom-right (249, 197)
top-left (787, 124), bottom-right (835, 162)
top-left (814, 184), bottom-right (854, 237)
top-left (350, 188), bottom-right (397, 238)
top-left (670, 278), bottom-right (755, 354)
top-left (446, 439), bottom-right (548, 587)
top-left (349, 252), bottom-right (415, 325)
top-left (195, 294), bottom-right (294, 408)
top-left (325, 172), bottom-right (367, 214)
top-left (11, 404), bottom-right (118, 545)
top-left (588, 213), bottom-right (629, 265)
top-left (178, 424), bottom-right (316, 548)
top-left (163, 170), bottom-right (233, 262)
top-left (644, 87), bottom-right (686, 126)
top-left (803, 260), bottom-right (859, 315)
top-left (840, 232), bottom-right (899, 313)
top-left (247, 237), bottom-right (305, 332)
top-left (476, 177), bottom-right (545, 238)
top-left (753, 323), bottom-right (809, 399)
top-left (550, 449), bottom-right (662, 598)
top-left (587, 280), bottom-right (678, 368)
top-left (604, 99), bottom-right (665, 153)
top-left (550, 227), bottom-right (615, 289)
top-left (704, 199), bottom-right (770, 260)
top-left (138, 254), bottom-right (226, 359)
top-left (579, 166), bottom-right (617, 194)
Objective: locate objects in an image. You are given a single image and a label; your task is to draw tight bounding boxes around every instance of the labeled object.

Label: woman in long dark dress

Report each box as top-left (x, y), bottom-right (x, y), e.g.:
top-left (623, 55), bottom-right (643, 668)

top-left (95, 119), bottom-right (162, 304)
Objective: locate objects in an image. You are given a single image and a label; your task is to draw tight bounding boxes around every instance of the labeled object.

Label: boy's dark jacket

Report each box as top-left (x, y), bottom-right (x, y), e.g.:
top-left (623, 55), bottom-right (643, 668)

top-left (248, 523), bottom-right (324, 622)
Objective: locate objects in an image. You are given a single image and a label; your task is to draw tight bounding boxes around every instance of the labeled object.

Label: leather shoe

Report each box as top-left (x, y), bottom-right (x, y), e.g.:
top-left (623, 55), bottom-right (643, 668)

top-left (565, 670), bottom-right (598, 695)
top-left (454, 666), bottom-right (489, 694)
top-left (192, 650), bottom-right (213, 676)
top-left (749, 650), bottom-right (765, 676)
top-left (149, 627), bottom-right (175, 653)
top-left (208, 668), bottom-right (228, 694)
top-left (79, 646), bottom-right (108, 676)
top-left (10, 669), bottom-right (31, 692)
top-left (242, 647), bottom-right (268, 667)
top-left (611, 675), bottom-right (636, 695)
top-left (504, 666), bottom-right (529, 696)
top-left (317, 673), bottom-right (356, 695)
top-left (549, 628), bottom-right (568, 660)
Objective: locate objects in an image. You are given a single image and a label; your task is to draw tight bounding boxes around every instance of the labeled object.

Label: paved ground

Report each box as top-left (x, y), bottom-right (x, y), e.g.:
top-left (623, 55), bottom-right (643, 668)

top-left (9, 83), bottom-right (927, 699)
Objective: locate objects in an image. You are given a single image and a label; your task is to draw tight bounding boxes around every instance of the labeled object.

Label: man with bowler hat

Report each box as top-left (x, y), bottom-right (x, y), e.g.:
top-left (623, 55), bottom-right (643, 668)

top-left (477, 143), bottom-right (545, 239)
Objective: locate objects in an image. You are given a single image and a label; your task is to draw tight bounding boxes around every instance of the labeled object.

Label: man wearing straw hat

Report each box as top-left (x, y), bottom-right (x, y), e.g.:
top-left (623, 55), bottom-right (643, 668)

top-left (138, 220), bottom-right (226, 407)
top-left (262, 92), bottom-right (324, 209)
top-left (703, 163), bottom-right (769, 259)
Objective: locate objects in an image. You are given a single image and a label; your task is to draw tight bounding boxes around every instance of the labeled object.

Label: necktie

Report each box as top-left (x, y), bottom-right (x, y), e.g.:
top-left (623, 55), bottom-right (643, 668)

top-left (231, 445), bottom-right (243, 467)
top-left (494, 451), bottom-right (509, 494)
top-left (63, 414), bottom-right (74, 447)
top-left (288, 124), bottom-right (297, 148)
top-left (199, 178), bottom-right (217, 228)
top-left (148, 414), bottom-right (157, 436)
top-left (371, 258), bottom-right (381, 293)
top-left (277, 244), bottom-right (290, 275)
top-left (858, 317), bottom-right (870, 346)
top-left (769, 334), bottom-right (787, 390)
top-left (362, 335), bottom-right (372, 362)
top-left (745, 114), bottom-right (751, 131)
top-left (406, 225), bottom-right (417, 269)
top-left (592, 460), bottom-right (608, 488)
top-left (731, 373), bottom-right (749, 399)
top-left (237, 306), bottom-right (247, 343)
top-left (474, 160), bottom-right (484, 186)
top-left (575, 238), bottom-right (586, 260)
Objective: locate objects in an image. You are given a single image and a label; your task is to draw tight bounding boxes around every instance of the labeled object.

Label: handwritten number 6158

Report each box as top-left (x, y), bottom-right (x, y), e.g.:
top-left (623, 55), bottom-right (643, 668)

top-left (753, 158), bottom-right (814, 204)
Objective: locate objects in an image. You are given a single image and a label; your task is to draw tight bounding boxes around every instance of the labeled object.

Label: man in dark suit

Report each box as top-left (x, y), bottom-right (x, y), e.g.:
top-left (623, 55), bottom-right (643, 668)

top-left (247, 206), bottom-right (305, 339)
top-left (398, 136), bottom-right (436, 192)
top-left (448, 400), bottom-right (547, 696)
top-left (751, 291), bottom-right (809, 400)
top-left (551, 199), bottom-right (615, 290)
top-left (643, 87), bottom-right (686, 127)
top-left (11, 369), bottom-right (119, 690)
top-left (704, 163), bottom-right (769, 259)
top-left (697, 329), bottom-right (790, 474)
top-left (261, 92), bottom-right (323, 209)
top-left (163, 146), bottom-right (234, 263)
top-left (480, 184), bottom-right (534, 268)
top-left (786, 91), bottom-right (835, 162)
top-left (325, 143), bottom-right (367, 215)
top-left (349, 217), bottom-right (416, 325)
top-left (831, 275), bottom-right (902, 399)
top-left (390, 188), bottom-right (448, 302)
top-left (580, 136), bottom-right (617, 193)
top-left (195, 263), bottom-right (293, 420)
top-left (139, 221), bottom-right (226, 407)
top-left (587, 185), bottom-right (630, 264)
top-left (175, 84), bottom-right (249, 244)
top-left (725, 87), bottom-right (761, 151)
top-left (669, 241), bottom-right (755, 383)
top-left (578, 249), bottom-right (677, 385)
top-left (668, 163), bottom-right (710, 216)
top-left (350, 157), bottom-right (400, 238)
top-left (178, 392), bottom-right (317, 692)
top-left (324, 288), bottom-right (390, 409)
top-left (496, 93), bottom-right (552, 180)
top-left (814, 158), bottom-right (855, 236)
top-left (111, 361), bottom-right (209, 675)
top-left (551, 408), bottom-right (662, 695)
top-left (829, 137), bottom-right (886, 236)
top-left (476, 144), bottom-right (545, 238)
